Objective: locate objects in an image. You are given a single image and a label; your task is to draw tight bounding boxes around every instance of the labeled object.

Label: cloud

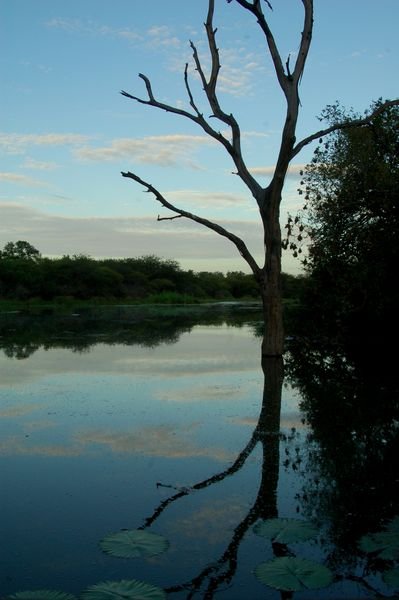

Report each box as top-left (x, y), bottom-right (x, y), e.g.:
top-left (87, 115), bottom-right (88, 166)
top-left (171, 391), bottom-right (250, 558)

top-left (23, 158), bottom-right (59, 171)
top-left (0, 132), bottom-right (92, 155)
top-left (0, 202), bottom-right (303, 274)
top-left (249, 163), bottom-right (306, 179)
top-left (0, 172), bottom-right (48, 187)
top-left (44, 18), bottom-right (180, 48)
top-left (212, 48), bottom-right (265, 97)
top-left (168, 189), bottom-right (251, 209)
top-left (75, 134), bottom-right (214, 167)
top-left (0, 202), bottom-right (263, 262)
top-left (147, 25), bottom-right (181, 48)
top-left (45, 17), bottom-right (141, 42)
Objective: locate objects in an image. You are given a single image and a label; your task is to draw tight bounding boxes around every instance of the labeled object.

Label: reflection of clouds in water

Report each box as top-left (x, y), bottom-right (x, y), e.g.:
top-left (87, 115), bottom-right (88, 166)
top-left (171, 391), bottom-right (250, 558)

top-left (230, 413), bottom-right (305, 430)
top-left (74, 424), bottom-right (232, 462)
top-left (24, 419), bottom-right (57, 431)
top-left (166, 497), bottom-right (247, 545)
top-left (0, 403), bottom-right (44, 418)
top-left (0, 435), bottom-right (82, 457)
top-left (155, 383), bottom-right (243, 403)
top-left (114, 355), bottom-right (256, 377)
top-left (0, 326), bottom-right (259, 386)
top-left (0, 423), bottom-right (232, 461)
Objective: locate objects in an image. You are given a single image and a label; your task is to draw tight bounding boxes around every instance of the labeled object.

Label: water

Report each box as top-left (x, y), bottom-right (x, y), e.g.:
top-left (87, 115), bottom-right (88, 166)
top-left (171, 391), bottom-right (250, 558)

top-left (0, 306), bottom-right (398, 598)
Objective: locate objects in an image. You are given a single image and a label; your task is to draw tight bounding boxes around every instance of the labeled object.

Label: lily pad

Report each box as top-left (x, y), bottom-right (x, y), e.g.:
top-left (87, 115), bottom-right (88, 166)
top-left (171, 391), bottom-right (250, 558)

top-left (359, 517), bottom-right (399, 560)
top-left (253, 518), bottom-right (318, 544)
top-left (383, 567), bottom-right (399, 589)
top-left (81, 579), bottom-right (166, 600)
top-left (100, 529), bottom-right (169, 559)
top-left (255, 557), bottom-right (333, 592)
top-left (387, 516), bottom-right (399, 532)
top-left (8, 592), bottom-right (76, 600)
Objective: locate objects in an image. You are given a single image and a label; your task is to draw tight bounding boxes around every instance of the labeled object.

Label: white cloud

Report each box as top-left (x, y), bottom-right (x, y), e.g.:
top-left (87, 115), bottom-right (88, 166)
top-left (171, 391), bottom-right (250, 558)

top-left (45, 17), bottom-right (141, 42)
top-left (75, 134), bottom-right (214, 167)
top-left (168, 189), bottom-right (251, 209)
top-left (0, 172), bottom-right (48, 187)
top-left (23, 158), bottom-right (58, 171)
top-left (0, 202), bottom-right (263, 263)
top-left (147, 25), bottom-right (181, 48)
top-left (249, 163), bottom-right (306, 179)
top-left (0, 202), bottom-right (304, 274)
top-left (0, 132), bottom-right (92, 155)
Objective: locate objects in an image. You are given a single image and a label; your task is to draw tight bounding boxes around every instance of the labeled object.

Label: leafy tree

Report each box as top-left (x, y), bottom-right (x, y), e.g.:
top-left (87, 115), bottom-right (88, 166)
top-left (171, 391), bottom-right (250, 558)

top-left (0, 240), bottom-right (41, 261)
top-left (120, 0), bottom-right (398, 356)
top-left (290, 100), bottom-right (399, 337)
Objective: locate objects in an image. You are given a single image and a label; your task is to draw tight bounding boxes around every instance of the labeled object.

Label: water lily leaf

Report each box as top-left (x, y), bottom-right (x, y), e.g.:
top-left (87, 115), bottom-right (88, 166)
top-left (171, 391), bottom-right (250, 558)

top-left (383, 567), bottom-right (399, 589)
top-left (100, 529), bottom-right (169, 558)
top-left (387, 516), bottom-right (399, 533)
top-left (81, 579), bottom-right (166, 600)
top-left (255, 557), bottom-right (333, 592)
top-left (253, 518), bottom-right (318, 544)
top-left (359, 530), bottom-right (399, 560)
top-left (8, 592), bottom-right (76, 600)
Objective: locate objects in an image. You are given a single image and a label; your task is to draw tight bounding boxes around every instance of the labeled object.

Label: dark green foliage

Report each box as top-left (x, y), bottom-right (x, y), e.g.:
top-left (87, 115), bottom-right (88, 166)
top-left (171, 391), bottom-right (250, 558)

top-left (0, 240), bottom-right (41, 261)
top-left (291, 100), bottom-right (399, 339)
top-left (255, 557), bottom-right (333, 592)
top-left (0, 242), bottom-right (306, 304)
top-left (100, 529), bottom-right (169, 559)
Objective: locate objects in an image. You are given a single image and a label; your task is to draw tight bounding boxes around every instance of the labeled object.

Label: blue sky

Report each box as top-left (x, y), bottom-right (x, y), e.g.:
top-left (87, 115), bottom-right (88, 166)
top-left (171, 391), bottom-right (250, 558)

top-left (1, 0), bottom-right (398, 274)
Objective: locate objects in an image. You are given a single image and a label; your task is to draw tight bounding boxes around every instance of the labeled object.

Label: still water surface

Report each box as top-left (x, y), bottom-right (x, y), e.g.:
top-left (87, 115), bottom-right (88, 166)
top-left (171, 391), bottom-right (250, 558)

top-left (0, 307), bottom-right (398, 599)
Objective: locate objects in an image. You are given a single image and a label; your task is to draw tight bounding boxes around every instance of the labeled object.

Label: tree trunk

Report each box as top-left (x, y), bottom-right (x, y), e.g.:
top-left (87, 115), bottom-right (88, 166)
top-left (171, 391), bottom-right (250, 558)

top-left (259, 192), bottom-right (284, 357)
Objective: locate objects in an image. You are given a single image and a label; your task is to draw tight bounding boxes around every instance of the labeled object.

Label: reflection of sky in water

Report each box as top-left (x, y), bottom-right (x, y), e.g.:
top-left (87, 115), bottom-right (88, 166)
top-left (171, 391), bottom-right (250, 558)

top-left (0, 324), bottom-right (306, 597)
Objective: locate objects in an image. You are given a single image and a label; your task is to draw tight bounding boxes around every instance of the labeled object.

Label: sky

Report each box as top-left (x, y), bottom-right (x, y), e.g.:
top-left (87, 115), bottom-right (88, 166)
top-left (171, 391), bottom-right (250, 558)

top-left (1, 1), bottom-right (398, 274)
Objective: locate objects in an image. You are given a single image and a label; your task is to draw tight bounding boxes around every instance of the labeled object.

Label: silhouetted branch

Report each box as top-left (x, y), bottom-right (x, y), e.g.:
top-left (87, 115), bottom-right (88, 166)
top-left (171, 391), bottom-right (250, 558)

top-left (157, 214), bottom-right (182, 222)
top-left (121, 170), bottom-right (261, 277)
top-left (292, 99), bottom-right (399, 158)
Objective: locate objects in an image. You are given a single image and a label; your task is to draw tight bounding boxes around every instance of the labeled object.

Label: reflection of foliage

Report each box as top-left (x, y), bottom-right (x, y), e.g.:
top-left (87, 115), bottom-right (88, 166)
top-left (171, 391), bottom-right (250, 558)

top-left (286, 336), bottom-right (399, 575)
top-left (3, 341), bottom-right (40, 360)
top-left (0, 304), bottom-right (262, 359)
top-left (359, 516), bottom-right (399, 561)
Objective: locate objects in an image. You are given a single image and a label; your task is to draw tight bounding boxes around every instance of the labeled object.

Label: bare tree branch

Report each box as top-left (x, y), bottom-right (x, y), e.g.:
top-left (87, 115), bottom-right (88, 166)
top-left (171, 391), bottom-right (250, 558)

top-left (157, 214), bottom-right (182, 222)
top-left (292, 99), bottom-right (399, 159)
top-left (121, 170), bottom-right (262, 277)
top-left (292, 0), bottom-right (313, 84)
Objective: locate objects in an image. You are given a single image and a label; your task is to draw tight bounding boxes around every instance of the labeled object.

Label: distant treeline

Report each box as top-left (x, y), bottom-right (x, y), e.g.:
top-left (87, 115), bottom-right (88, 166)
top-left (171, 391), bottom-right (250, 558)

top-left (0, 241), bottom-right (305, 303)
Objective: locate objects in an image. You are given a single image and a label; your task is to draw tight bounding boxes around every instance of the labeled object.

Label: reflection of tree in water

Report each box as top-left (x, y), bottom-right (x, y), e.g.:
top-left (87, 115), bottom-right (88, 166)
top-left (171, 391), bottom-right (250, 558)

top-left (0, 304), bottom-right (262, 358)
top-left (133, 338), bottom-right (399, 598)
top-left (138, 356), bottom-right (289, 599)
top-left (286, 337), bottom-right (399, 574)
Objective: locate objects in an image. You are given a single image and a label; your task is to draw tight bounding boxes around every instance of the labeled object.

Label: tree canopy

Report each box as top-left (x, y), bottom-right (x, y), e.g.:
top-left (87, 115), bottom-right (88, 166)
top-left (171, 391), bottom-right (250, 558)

top-left (289, 100), bottom-right (399, 338)
top-left (0, 242), bottom-right (303, 303)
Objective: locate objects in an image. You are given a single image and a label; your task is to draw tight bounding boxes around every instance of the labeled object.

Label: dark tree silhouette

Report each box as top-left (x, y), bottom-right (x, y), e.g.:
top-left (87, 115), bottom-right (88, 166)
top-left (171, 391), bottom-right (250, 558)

top-left (120, 0), bottom-right (399, 357)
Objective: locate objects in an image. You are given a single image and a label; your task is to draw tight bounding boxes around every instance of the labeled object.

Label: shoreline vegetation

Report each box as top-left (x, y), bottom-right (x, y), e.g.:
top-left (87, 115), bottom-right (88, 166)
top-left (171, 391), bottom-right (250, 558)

top-left (0, 245), bottom-right (307, 311)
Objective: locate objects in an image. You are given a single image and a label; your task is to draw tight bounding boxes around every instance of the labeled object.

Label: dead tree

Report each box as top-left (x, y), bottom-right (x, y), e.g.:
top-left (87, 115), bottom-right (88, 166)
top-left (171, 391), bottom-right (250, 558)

top-left (121, 0), bottom-right (399, 357)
